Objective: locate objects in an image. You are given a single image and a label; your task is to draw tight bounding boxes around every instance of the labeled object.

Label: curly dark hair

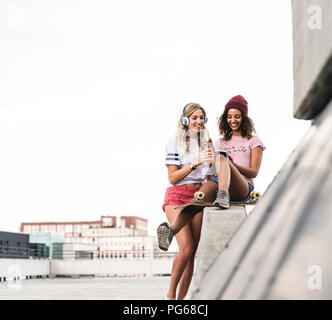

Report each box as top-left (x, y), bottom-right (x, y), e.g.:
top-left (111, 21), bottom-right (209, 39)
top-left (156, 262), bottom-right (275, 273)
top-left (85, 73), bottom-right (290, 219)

top-left (218, 109), bottom-right (256, 141)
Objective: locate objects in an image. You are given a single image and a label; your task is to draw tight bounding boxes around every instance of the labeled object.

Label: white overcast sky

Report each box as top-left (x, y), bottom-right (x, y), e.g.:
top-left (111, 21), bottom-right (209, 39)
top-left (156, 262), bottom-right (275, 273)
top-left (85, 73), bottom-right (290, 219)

top-left (0, 0), bottom-right (310, 235)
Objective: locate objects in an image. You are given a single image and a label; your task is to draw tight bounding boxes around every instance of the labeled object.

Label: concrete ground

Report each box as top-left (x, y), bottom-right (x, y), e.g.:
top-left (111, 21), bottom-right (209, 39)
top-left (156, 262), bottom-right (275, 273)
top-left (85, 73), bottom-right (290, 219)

top-left (0, 276), bottom-right (171, 300)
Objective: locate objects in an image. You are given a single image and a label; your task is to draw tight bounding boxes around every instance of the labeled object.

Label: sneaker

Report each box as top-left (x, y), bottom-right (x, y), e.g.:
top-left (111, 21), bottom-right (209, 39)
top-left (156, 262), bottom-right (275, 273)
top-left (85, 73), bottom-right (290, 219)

top-left (213, 190), bottom-right (230, 209)
top-left (157, 222), bottom-right (174, 251)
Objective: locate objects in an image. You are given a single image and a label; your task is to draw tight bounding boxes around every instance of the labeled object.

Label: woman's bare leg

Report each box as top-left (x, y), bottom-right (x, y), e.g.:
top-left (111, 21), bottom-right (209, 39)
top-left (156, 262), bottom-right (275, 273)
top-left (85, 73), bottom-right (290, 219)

top-left (197, 180), bottom-right (219, 202)
top-left (170, 181), bottom-right (218, 234)
top-left (216, 155), bottom-right (249, 200)
top-left (228, 160), bottom-right (249, 200)
top-left (164, 205), bottom-right (196, 299)
top-left (177, 211), bottom-right (203, 300)
top-left (171, 210), bottom-right (199, 234)
top-left (215, 155), bottom-right (231, 194)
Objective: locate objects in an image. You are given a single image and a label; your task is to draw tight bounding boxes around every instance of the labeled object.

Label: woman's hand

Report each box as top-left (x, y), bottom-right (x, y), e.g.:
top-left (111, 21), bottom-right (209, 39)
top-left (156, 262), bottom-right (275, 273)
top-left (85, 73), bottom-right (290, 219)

top-left (193, 149), bottom-right (214, 168)
top-left (228, 155), bottom-right (235, 165)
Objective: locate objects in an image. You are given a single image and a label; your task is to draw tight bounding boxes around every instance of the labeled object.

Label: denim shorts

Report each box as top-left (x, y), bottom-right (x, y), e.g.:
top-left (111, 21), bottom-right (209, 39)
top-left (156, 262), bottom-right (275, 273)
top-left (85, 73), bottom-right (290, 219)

top-left (211, 176), bottom-right (254, 202)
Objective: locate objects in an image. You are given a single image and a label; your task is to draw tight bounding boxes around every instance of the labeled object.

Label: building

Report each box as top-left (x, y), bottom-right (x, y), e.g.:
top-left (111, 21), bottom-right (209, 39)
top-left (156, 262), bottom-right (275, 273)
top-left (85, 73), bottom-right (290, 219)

top-left (20, 216), bottom-right (147, 241)
top-left (53, 243), bottom-right (98, 260)
top-left (29, 232), bottom-right (65, 259)
top-left (20, 216), bottom-right (152, 260)
top-left (0, 231), bottom-right (29, 259)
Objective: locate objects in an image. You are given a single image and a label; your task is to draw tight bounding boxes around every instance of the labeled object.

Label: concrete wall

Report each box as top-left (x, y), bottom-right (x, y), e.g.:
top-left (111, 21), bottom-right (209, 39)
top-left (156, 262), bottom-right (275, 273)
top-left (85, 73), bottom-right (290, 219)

top-left (0, 256), bottom-right (173, 280)
top-left (50, 258), bottom-right (173, 276)
top-left (0, 259), bottom-right (50, 281)
top-left (292, 0), bottom-right (332, 119)
top-left (189, 206), bottom-right (247, 298)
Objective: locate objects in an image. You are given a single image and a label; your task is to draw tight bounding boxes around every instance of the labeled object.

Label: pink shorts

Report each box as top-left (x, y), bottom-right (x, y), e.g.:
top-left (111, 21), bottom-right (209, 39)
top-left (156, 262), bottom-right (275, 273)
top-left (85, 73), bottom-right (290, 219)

top-left (162, 185), bottom-right (200, 212)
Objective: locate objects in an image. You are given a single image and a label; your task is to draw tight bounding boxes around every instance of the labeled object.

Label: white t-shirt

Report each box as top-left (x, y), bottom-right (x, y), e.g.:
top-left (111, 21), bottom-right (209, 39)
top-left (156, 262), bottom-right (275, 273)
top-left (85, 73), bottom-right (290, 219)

top-left (165, 135), bottom-right (210, 187)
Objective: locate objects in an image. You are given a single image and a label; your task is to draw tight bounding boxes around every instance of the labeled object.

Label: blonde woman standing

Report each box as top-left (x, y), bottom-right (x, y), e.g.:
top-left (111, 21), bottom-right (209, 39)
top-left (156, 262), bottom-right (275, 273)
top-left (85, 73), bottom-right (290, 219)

top-left (157, 103), bottom-right (213, 300)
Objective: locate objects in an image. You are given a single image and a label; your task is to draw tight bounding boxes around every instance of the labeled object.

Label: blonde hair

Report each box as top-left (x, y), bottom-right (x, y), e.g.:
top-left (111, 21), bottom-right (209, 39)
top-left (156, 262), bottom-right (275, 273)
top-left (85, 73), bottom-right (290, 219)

top-left (175, 103), bottom-right (210, 152)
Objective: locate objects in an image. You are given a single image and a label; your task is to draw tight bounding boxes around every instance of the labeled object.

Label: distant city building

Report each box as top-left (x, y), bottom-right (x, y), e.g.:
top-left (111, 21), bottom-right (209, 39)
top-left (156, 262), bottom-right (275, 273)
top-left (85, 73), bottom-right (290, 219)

top-left (53, 243), bottom-right (98, 260)
top-left (20, 216), bottom-right (153, 259)
top-left (21, 216), bottom-right (147, 238)
top-left (29, 232), bottom-right (65, 259)
top-left (0, 231), bottom-right (29, 259)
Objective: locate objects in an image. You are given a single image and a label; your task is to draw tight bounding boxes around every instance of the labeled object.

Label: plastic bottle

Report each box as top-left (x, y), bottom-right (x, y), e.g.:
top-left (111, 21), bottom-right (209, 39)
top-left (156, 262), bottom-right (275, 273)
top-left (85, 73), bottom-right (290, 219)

top-left (207, 138), bottom-right (213, 165)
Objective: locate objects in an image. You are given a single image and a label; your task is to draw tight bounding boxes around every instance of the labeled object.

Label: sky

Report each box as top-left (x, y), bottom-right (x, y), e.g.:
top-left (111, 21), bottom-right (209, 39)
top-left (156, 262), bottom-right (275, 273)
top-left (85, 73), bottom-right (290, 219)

top-left (0, 0), bottom-right (311, 236)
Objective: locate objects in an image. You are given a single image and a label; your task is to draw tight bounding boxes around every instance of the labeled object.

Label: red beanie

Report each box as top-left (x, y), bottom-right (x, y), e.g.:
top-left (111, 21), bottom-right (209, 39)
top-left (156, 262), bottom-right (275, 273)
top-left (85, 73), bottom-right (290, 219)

top-left (225, 95), bottom-right (248, 116)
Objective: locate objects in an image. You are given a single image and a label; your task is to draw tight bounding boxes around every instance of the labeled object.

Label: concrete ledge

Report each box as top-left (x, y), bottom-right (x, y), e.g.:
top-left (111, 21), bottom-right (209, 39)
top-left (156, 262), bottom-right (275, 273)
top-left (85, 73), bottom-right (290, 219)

top-left (292, 0), bottom-right (332, 119)
top-left (189, 206), bottom-right (246, 298)
top-left (0, 257), bottom-right (174, 280)
top-left (50, 257), bottom-right (173, 277)
top-left (0, 259), bottom-right (50, 281)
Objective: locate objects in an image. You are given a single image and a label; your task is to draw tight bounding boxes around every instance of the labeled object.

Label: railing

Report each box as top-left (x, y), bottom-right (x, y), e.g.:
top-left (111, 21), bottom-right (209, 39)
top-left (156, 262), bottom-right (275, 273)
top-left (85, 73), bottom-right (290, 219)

top-left (52, 249), bottom-right (154, 260)
top-left (0, 245), bottom-right (176, 260)
top-left (153, 251), bottom-right (177, 259)
top-left (0, 245), bottom-right (49, 259)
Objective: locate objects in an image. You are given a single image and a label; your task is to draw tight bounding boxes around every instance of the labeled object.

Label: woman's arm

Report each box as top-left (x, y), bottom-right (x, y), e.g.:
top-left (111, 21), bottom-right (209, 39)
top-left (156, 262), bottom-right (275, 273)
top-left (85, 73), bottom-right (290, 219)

top-left (167, 149), bottom-right (212, 185)
top-left (231, 146), bottom-right (263, 178)
top-left (167, 165), bottom-right (194, 185)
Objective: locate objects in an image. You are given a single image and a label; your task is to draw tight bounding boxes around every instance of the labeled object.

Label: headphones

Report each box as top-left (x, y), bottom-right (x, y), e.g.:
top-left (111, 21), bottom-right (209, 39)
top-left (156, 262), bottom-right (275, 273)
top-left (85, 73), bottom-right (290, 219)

top-left (181, 103), bottom-right (208, 127)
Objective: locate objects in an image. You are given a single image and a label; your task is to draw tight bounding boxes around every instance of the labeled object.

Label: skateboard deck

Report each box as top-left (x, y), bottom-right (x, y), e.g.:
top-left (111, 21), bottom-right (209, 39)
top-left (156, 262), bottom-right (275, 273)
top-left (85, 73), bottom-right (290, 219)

top-left (174, 190), bottom-right (261, 213)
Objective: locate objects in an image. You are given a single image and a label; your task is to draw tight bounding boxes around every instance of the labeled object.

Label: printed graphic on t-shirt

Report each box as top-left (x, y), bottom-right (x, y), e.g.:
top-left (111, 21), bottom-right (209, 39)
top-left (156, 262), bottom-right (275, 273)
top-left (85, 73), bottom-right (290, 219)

top-left (225, 145), bottom-right (247, 153)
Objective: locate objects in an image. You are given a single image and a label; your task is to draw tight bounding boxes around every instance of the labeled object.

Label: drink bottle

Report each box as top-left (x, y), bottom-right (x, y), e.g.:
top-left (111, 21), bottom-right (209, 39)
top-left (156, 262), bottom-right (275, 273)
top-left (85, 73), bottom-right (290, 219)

top-left (207, 138), bottom-right (213, 165)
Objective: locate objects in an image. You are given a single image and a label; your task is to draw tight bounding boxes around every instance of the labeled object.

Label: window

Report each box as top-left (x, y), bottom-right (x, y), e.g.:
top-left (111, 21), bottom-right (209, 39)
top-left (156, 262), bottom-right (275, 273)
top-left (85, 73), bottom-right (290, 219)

top-left (25, 243), bottom-right (29, 256)
top-left (5, 241), bottom-right (9, 253)
top-left (65, 225), bottom-right (73, 232)
top-left (41, 225), bottom-right (49, 232)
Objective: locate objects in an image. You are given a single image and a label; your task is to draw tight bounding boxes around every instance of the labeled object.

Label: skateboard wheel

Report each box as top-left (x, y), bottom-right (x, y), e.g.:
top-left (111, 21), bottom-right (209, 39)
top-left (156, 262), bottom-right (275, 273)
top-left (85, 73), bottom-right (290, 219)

top-left (250, 191), bottom-right (261, 200)
top-left (194, 191), bottom-right (205, 200)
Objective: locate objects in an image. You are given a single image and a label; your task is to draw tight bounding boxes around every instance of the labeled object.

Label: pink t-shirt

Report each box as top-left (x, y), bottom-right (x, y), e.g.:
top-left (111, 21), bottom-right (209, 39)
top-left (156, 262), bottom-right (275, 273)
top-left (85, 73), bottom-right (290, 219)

top-left (214, 135), bottom-right (266, 187)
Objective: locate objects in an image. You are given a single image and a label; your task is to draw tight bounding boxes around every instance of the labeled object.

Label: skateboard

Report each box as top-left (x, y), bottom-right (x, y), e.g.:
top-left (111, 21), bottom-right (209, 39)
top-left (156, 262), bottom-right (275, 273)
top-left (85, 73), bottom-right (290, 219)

top-left (174, 190), bottom-right (261, 213)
